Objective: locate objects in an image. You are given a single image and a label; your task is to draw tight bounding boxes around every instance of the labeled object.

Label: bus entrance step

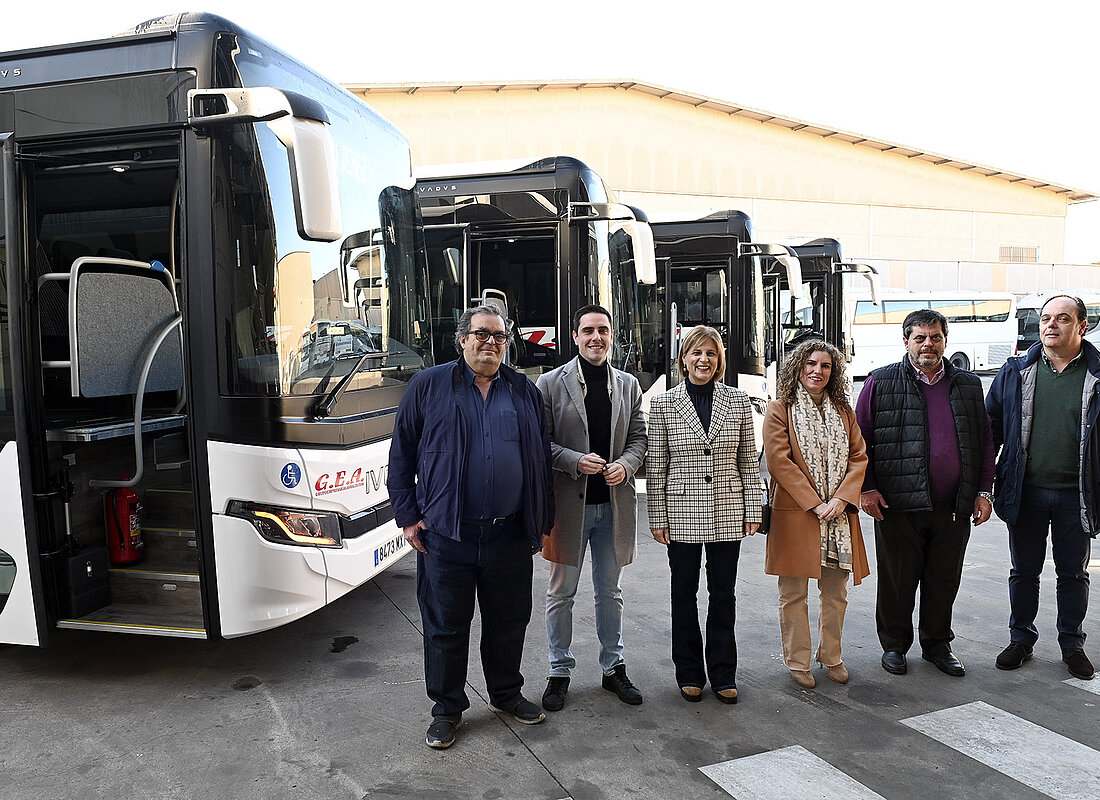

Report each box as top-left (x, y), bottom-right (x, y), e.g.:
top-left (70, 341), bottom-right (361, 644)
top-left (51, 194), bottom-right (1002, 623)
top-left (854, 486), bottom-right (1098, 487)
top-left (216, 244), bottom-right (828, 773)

top-left (57, 602), bottom-right (205, 638)
top-left (107, 565), bottom-right (201, 609)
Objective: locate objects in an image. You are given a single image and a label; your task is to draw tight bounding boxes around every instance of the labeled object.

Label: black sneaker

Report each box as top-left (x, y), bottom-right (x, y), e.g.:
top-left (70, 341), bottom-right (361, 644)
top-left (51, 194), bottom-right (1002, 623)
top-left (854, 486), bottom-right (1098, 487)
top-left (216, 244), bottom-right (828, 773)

top-left (1063, 648), bottom-right (1095, 680)
top-left (542, 676), bottom-right (569, 712)
top-left (602, 664), bottom-right (643, 705)
top-left (425, 716), bottom-right (461, 749)
top-left (996, 641), bottom-right (1033, 670)
top-left (489, 695), bottom-right (547, 724)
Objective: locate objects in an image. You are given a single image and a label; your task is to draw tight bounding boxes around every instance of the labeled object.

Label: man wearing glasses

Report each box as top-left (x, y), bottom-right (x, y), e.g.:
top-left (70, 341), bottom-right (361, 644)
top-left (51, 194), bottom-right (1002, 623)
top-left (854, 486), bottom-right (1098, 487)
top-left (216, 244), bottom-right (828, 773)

top-left (389, 305), bottom-right (555, 748)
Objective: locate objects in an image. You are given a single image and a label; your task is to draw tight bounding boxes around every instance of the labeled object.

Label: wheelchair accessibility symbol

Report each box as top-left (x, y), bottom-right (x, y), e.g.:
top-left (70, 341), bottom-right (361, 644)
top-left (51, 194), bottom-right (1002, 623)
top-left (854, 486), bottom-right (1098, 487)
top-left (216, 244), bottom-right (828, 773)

top-left (281, 463), bottom-right (302, 489)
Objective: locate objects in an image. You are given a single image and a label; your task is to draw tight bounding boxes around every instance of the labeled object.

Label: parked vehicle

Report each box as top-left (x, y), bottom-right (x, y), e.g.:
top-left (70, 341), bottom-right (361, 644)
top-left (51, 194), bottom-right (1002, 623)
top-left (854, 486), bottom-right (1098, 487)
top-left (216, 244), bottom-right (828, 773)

top-left (0, 13), bottom-right (429, 646)
top-left (847, 290), bottom-right (1016, 377)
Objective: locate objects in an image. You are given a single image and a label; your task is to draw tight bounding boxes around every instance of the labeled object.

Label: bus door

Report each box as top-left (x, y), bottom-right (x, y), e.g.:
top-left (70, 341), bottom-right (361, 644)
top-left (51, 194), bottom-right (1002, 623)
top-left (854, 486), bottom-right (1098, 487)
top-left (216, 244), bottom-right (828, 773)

top-left (466, 225), bottom-right (560, 375)
top-left (7, 133), bottom-right (205, 642)
top-left (423, 223), bottom-right (470, 364)
top-left (665, 259), bottom-right (733, 387)
top-left (0, 136), bottom-right (45, 646)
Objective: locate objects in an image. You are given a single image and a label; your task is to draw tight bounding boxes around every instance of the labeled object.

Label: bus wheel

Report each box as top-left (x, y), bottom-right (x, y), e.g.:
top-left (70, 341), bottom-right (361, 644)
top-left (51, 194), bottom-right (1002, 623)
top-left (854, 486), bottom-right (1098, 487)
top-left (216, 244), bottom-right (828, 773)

top-left (949, 352), bottom-right (970, 370)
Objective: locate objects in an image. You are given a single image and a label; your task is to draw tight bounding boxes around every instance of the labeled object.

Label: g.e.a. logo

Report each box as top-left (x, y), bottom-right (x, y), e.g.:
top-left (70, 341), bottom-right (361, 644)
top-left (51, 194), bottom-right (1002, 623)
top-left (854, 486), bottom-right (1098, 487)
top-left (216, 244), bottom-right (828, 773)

top-left (315, 468), bottom-right (365, 496)
top-left (314, 465), bottom-right (388, 496)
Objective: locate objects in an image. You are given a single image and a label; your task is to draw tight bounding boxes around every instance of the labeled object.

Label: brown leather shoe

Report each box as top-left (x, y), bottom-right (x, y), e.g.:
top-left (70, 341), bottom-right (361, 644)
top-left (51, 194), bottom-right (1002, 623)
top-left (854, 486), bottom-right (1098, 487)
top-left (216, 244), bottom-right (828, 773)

top-left (714, 687), bottom-right (738, 704)
top-left (790, 669), bottom-right (815, 688)
top-left (679, 685), bottom-right (703, 702)
top-left (825, 663), bottom-right (849, 684)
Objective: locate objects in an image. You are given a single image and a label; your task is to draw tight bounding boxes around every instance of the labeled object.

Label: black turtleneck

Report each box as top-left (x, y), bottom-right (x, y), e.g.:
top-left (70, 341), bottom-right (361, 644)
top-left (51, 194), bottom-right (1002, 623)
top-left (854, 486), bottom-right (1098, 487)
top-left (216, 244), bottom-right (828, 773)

top-left (685, 378), bottom-right (714, 434)
top-left (579, 357), bottom-right (612, 505)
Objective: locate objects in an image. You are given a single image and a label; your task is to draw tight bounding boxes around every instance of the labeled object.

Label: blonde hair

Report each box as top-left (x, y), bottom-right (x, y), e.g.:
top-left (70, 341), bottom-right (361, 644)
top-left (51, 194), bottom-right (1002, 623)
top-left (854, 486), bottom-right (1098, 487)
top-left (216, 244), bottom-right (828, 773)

top-left (677, 325), bottom-right (726, 383)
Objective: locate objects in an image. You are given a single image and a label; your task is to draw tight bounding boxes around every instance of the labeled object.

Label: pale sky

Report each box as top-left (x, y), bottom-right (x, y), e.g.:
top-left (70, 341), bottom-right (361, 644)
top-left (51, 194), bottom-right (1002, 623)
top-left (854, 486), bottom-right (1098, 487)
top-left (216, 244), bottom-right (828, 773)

top-left (5, 0), bottom-right (1098, 262)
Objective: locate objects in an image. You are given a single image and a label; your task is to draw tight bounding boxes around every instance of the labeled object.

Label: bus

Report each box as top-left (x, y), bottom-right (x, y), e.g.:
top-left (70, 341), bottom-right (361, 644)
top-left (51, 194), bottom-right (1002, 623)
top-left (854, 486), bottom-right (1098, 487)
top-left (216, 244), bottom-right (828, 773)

top-left (0, 13), bottom-right (431, 646)
top-left (415, 156), bottom-right (657, 379)
top-left (848, 290), bottom-right (1017, 377)
top-left (651, 213), bottom-right (878, 435)
top-left (1015, 291), bottom-right (1100, 354)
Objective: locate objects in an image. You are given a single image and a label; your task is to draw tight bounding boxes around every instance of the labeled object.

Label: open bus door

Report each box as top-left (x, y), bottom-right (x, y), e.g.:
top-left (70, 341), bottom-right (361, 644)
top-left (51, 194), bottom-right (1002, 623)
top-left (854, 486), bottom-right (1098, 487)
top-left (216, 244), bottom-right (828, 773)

top-left (664, 257), bottom-right (735, 389)
top-left (1, 134), bottom-right (46, 645)
top-left (1, 131), bottom-right (207, 644)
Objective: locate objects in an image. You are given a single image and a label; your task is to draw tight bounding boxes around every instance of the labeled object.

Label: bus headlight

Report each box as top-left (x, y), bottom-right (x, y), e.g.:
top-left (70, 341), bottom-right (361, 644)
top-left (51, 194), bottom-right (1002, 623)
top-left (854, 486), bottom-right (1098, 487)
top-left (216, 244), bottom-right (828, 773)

top-left (227, 502), bottom-right (343, 548)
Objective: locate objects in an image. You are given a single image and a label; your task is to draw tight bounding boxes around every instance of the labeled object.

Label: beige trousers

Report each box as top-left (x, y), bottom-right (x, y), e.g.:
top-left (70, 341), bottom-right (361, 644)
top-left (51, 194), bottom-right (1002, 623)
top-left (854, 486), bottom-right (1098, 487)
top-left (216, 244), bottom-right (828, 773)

top-left (778, 565), bottom-right (850, 671)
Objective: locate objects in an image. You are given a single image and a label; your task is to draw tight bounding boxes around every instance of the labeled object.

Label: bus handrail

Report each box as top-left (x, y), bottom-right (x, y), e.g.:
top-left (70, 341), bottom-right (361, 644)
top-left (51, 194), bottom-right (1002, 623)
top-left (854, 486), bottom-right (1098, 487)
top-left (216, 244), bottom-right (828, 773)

top-left (89, 315), bottom-right (183, 489)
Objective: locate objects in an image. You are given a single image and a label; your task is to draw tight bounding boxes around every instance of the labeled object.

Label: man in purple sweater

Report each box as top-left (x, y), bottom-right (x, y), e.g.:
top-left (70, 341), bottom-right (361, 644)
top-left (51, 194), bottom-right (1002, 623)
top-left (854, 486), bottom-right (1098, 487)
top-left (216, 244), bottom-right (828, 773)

top-left (856, 308), bottom-right (995, 677)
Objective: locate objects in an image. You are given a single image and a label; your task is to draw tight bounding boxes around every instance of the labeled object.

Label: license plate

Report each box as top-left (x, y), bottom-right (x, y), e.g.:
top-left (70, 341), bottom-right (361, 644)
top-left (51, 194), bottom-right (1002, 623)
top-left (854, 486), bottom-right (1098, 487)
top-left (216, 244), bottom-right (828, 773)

top-left (374, 534), bottom-right (407, 567)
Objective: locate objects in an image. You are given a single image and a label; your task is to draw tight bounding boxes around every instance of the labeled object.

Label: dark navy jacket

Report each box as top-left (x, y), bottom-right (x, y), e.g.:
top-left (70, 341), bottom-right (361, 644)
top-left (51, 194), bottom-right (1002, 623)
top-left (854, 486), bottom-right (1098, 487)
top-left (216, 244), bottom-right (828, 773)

top-left (388, 359), bottom-right (554, 550)
top-left (986, 340), bottom-right (1100, 537)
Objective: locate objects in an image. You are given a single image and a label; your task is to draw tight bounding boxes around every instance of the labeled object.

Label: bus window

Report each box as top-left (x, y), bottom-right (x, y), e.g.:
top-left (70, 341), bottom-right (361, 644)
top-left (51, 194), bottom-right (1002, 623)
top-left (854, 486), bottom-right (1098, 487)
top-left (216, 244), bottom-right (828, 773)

top-left (931, 299), bottom-right (976, 323)
top-left (853, 300), bottom-right (884, 324)
top-left (972, 299), bottom-right (1011, 322)
top-left (882, 300), bottom-right (928, 325)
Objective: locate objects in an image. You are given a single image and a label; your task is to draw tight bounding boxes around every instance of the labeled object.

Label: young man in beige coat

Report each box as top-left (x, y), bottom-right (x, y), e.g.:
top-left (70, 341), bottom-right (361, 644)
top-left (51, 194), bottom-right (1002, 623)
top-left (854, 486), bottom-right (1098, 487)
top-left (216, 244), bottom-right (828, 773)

top-left (535, 305), bottom-right (648, 711)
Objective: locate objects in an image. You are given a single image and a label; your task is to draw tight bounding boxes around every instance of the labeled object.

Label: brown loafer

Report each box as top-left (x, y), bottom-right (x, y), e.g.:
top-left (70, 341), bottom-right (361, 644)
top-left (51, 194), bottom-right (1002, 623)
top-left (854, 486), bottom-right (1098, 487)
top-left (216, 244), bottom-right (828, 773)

top-left (790, 669), bottom-right (815, 689)
top-left (714, 687), bottom-right (738, 704)
top-left (679, 685), bottom-right (703, 702)
top-left (826, 663), bottom-right (849, 684)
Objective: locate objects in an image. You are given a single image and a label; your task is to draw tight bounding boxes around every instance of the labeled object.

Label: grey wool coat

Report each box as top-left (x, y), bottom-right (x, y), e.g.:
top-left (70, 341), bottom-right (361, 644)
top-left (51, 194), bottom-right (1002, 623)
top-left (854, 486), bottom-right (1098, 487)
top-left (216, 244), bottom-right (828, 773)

top-left (535, 357), bottom-right (648, 569)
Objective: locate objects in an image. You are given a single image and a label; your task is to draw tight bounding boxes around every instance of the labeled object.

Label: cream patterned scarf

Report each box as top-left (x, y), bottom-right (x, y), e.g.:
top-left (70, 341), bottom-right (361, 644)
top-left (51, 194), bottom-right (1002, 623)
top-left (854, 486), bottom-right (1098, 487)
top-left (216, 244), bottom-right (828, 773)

top-left (791, 384), bottom-right (853, 572)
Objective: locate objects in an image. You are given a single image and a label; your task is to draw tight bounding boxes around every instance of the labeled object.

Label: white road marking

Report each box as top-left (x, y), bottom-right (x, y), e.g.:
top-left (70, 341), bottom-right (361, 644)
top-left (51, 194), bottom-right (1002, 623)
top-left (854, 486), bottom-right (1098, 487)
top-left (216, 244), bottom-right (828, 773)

top-left (901, 701), bottom-right (1100, 800)
top-left (1064, 677), bottom-right (1100, 696)
top-left (700, 745), bottom-right (887, 799)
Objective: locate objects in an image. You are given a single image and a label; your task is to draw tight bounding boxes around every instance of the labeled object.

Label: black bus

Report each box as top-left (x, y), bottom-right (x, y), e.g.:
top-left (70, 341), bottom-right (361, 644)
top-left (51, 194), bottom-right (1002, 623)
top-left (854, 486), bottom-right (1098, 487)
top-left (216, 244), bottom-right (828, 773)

top-left (416, 156), bottom-right (657, 378)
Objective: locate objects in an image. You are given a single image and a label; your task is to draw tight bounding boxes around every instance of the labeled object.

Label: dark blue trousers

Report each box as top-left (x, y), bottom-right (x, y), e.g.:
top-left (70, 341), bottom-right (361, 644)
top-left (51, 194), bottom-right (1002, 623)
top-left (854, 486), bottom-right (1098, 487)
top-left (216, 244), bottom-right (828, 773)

top-left (1008, 486), bottom-right (1091, 650)
top-left (667, 540), bottom-right (741, 691)
top-left (417, 520), bottom-right (533, 718)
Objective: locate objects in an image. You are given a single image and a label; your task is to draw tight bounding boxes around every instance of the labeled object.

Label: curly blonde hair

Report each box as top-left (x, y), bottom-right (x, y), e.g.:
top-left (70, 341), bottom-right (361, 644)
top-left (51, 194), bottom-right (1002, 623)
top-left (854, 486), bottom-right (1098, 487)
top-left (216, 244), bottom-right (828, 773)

top-left (774, 339), bottom-right (851, 412)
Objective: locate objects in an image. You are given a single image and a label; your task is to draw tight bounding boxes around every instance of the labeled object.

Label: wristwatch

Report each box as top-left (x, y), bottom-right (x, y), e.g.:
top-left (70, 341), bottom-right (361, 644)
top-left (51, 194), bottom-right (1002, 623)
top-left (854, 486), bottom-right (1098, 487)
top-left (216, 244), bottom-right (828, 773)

top-left (978, 491), bottom-right (994, 503)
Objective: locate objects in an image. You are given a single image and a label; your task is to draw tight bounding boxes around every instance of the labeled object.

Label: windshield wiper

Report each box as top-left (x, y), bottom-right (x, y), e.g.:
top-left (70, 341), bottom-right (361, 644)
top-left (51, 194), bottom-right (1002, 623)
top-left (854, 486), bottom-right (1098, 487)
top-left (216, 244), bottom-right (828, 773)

top-left (312, 352), bottom-right (394, 419)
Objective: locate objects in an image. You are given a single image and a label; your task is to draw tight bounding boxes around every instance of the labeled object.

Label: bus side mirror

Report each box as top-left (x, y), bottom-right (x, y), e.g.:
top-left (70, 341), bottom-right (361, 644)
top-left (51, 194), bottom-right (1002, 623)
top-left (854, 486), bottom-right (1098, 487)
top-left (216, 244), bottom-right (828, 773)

top-left (188, 87), bottom-right (342, 242)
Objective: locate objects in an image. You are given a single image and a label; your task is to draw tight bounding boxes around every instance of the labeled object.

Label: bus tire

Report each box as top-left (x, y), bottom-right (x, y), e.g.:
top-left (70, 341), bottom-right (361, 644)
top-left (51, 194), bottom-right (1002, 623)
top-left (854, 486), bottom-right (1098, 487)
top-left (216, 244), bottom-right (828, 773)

top-left (949, 352), bottom-right (970, 371)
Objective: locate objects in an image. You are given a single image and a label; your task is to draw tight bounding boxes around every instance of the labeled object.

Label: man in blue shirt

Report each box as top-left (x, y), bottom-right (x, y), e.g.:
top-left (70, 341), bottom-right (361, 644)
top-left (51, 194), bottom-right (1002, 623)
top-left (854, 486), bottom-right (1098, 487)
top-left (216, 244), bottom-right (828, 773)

top-left (389, 306), bottom-right (555, 748)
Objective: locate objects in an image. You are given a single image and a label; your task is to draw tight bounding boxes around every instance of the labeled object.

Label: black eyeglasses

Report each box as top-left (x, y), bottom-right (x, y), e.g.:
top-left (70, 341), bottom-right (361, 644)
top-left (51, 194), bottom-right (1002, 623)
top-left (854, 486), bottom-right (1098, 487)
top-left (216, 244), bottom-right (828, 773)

top-left (470, 329), bottom-right (511, 344)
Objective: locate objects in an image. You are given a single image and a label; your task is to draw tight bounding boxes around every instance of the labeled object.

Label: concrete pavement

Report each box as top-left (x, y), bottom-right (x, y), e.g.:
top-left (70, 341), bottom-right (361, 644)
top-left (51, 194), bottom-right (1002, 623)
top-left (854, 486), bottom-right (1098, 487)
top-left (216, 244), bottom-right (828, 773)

top-left (1, 500), bottom-right (1097, 800)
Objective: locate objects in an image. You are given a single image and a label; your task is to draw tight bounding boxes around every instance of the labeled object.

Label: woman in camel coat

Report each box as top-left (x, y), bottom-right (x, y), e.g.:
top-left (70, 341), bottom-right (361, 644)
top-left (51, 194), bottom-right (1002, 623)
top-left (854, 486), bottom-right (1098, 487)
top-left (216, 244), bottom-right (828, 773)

top-left (763, 339), bottom-right (868, 689)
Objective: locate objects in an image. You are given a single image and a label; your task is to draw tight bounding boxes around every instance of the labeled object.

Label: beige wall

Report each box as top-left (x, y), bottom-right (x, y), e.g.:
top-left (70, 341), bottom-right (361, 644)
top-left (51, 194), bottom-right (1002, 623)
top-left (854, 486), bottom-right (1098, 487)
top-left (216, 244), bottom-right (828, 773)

top-left (353, 85), bottom-right (1072, 275)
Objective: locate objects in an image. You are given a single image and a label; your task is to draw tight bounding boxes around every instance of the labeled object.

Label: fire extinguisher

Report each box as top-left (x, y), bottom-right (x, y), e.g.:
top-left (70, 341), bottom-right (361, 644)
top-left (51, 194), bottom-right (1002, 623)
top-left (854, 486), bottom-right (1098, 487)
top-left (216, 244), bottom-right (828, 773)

top-left (105, 481), bottom-right (144, 565)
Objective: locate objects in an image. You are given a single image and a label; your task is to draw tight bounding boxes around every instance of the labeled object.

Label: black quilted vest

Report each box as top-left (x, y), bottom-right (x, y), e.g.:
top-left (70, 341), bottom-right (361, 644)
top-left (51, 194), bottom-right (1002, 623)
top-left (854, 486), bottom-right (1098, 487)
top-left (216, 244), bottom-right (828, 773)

top-left (869, 359), bottom-right (986, 516)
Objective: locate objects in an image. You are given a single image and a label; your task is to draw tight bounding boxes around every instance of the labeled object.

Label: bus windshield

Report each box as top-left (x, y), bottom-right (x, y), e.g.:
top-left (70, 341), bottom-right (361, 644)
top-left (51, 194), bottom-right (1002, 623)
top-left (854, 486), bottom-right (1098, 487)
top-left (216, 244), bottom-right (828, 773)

top-left (211, 33), bottom-right (431, 397)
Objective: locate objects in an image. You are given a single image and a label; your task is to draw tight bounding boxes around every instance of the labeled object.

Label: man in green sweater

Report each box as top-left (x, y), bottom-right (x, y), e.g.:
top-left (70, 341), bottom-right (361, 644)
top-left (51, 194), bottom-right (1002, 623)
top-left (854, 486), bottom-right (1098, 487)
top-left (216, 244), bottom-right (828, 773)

top-left (987, 295), bottom-right (1100, 681)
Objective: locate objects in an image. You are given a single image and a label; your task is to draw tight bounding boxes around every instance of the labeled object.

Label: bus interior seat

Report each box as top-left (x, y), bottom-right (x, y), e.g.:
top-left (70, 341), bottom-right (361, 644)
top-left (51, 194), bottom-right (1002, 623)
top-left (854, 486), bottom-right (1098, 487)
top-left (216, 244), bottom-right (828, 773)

top-left (73, 265), bottom-right (183, 400)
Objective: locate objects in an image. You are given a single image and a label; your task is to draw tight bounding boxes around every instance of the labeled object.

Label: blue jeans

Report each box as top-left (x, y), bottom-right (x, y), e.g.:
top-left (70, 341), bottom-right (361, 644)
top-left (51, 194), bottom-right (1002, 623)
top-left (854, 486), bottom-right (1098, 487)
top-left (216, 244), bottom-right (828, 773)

top-left (1008, 485), bottom-right (1091, 650)
top-left (417, 519), bottom-right (533, 718)
top-left (546, 503), bottom-right (625, 676)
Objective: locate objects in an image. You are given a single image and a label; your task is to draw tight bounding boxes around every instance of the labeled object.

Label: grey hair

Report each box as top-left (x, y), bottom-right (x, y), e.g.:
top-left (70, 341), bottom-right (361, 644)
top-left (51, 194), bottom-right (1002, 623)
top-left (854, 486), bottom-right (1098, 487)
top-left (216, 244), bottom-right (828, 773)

top-left (454, 305), bottom-right (509, 351)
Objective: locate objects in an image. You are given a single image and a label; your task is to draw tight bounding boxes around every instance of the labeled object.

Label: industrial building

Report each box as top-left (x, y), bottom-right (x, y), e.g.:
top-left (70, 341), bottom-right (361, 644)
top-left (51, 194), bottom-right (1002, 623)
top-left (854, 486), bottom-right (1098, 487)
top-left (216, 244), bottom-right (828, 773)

top-left (347, 80), bottom-right (1099, 292)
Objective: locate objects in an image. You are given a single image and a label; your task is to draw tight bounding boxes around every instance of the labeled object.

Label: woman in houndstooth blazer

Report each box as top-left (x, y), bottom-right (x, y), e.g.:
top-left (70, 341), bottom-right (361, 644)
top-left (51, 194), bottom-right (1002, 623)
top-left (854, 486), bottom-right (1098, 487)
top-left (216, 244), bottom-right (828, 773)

top-left (647, 326), bottom-right (762, 704)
